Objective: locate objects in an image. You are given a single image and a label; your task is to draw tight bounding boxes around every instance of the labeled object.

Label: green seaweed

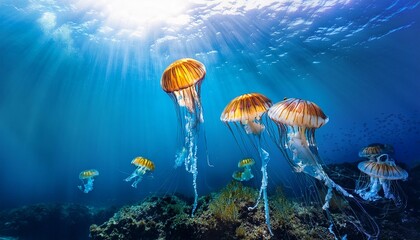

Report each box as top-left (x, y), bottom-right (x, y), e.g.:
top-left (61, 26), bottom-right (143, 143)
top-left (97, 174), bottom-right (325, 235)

top-left (208, 181), bottom-right (256, 222)
top-left (271, 186), bottom-right (294, 224)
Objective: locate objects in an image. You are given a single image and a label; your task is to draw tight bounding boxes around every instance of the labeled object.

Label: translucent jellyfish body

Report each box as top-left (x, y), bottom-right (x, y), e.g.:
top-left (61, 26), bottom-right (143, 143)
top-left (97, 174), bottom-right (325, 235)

top-left (232, 158), bottom-right (255, 181)
top-left (125, 157), bottom-right (155, 188)
top-left (161, 58), bottom-right (206, 216)
top-left (267, 98), bottom-right (379, 238)
top-left (267, 98), bottom-right (352, 210)
top-left (78, 169), bottom-right (99, 194)
top-left (221, 93), bottom-right (273, 235)
top-left (238, 158), bottom-right (255, 181)
top-left (356, 153), bottom-right (408, 207)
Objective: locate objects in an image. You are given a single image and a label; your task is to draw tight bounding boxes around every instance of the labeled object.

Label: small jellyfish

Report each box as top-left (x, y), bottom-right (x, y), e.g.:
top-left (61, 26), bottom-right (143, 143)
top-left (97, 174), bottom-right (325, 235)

top-left (125, 157), bottom-right (155, 188)
top-left (359, 143), bottom-right (395, 161)
top-left (161, 58), bottom-right (206, 216)
top-left (238, 158), bottom-right (255, 181)
top-left (221, 93), bottom-right (273, 235)
top-left (78, 169), bottom-right (99, 194)
top-left (267, 98), bottom-right (353, 210)
top-left (356, 153), bottom-right (408, 207)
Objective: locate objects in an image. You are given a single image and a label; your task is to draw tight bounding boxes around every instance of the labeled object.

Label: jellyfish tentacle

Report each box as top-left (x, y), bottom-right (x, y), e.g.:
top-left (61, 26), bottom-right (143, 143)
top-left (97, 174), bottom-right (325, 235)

top-left (380, 178), bottom-right (395, 200)
top-left (182, 114), bottom-right (199, 216)
top-left (248, 145), bottom-right (273, 236)
top-left (284, 125), bottom-right (353, 209)
top-left (83, 178), bottom-right (94, 193)
top-left (131, 174), bottom-right (144, 188)
top-left (124, 157), bottom-right (154, 188)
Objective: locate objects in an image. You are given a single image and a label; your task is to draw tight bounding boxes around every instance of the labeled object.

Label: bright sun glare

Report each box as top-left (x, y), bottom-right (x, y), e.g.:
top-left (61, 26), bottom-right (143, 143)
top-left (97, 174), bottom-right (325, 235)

top-left (75, 0), bottom-right (191, 31)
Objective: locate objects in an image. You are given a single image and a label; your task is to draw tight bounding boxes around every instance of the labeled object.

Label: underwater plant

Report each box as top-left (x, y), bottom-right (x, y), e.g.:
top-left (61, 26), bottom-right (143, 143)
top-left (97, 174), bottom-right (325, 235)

top-left (208, 181), bottom-right (256, 222)
top-left (356, 153), bottom-right (408, 207)
top-left (221, 93), bottom-right (274, 235)
top-left (271, 187), bottom-right (294, 225)
top-left (78, 169), bottom-right (99, 193)
top-left (161, 58), bottom-right (206, 217)
top-left (124, 157), bottom-right (155, 188)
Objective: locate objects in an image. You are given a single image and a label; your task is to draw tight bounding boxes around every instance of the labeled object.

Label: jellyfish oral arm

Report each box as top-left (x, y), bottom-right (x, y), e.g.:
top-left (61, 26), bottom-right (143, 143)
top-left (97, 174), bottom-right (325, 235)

top-left (248, 147), bottom-right (273, 236)
top-left (242, 118), bottom-right (265, 135)
top-left (356, 177), bottom-right (382, 201)
top-left (285, 130), bottom-right (320, 175)
top-left (178, 114), bottom-right (199, 217)
top-left (283, 127), bottom-right (353, 210)
top-left (79, 178), bottom-right (94, 193)
top-left (380, 178), bottom-right (395, 200)
top-left (125, 167), bottom-right (148, 188)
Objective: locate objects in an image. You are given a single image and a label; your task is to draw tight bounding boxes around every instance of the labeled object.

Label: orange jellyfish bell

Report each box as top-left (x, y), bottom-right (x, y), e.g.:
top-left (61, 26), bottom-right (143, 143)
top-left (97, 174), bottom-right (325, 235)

top-left (161, 58), bottom-right (206, 114)
top-left (268, 98), bottom-right (329, 128)
top-left (358, 159), bottom-right (408, 180)
top-left (359, 143), bottom-right (395, 159)
top-left (268, 98), bottom-right (328, 146)
top-left (221, 93), bottom-right (272, 134)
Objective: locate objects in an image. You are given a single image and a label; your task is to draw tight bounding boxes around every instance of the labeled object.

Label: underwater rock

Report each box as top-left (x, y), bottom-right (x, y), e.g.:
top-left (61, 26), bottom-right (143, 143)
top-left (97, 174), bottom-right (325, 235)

top-left (0, 203), bottom-right (116, 240)
top-left (90, 167), bottom-right (420, 240)
top-left (90, 182), bottom-right (364, 240)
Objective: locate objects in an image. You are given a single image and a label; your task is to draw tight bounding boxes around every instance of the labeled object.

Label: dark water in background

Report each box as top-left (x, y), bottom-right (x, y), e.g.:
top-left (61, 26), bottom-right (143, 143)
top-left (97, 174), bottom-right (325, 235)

top-left (0, 0), bottom-right (419, 210)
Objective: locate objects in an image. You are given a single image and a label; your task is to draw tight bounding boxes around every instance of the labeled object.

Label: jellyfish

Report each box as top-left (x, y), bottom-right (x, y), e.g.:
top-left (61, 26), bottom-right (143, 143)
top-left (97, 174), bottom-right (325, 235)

top-left (221, 93), bottom-right (273, 235)
top-left (125, 157), bottom-right (155, 188)
top-left (161, 58), bottom-right (206, 216)
top-left (238, 158), bottom-right (255, 181)
top-left (267, 98), bottom-right (379, 238)
top-left (359, 143), bottom-right (395, 161)
top-left (267, 98), bottom-right (353, 210)
top-left (78, 169), bottom-right (99, 194)
top-left (356, 153), bottom-right (408, 207)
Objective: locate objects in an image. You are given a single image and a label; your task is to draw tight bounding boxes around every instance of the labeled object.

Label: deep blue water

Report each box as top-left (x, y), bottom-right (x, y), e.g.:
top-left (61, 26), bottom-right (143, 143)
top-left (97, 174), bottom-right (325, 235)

top-left (0, 0), bottom-right (419, 210)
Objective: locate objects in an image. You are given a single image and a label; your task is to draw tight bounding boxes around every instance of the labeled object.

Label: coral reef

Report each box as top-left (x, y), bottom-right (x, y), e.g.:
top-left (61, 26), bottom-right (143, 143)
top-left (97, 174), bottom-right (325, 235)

top-left (90, 182), bottom-right (362, 240)
top-left (90, 163), bottom-right (420, 240)
top-left (208, 181), bottom-right (256, 222)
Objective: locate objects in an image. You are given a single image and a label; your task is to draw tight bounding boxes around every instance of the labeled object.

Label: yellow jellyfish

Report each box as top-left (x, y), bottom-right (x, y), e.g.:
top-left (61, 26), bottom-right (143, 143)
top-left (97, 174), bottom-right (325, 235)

top-left (238, 158), bottom-right (255, 181)
top-left (161, 58), bottom-right (206, 216)
top-left (221, 93), bottom-right (273, 235)
top-left (232, 158), bottom-right (255, 182)
top-left (125, 157), bottom-right (155, 188)
top-left (238, 158), bottom-right (255, 168)
top-left (78, 169), bottom-right (99, 194)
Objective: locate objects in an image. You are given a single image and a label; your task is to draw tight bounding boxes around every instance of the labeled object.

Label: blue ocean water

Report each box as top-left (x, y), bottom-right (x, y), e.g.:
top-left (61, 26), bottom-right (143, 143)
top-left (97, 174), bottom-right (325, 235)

top-left (0, 0), bottom-right (419, 215)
